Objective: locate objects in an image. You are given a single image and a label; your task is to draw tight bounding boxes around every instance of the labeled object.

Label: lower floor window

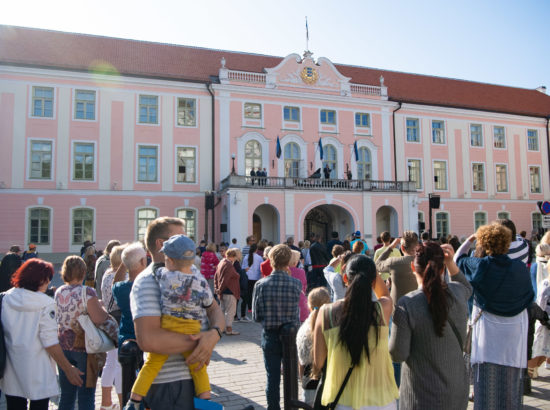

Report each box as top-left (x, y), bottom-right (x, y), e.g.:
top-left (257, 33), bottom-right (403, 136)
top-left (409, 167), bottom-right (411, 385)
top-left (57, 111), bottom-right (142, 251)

top-left (29, 208), bottom-right (50, 244)
top-left (177, 209), bottom-right (196, 242)
top-left (435, 212), bottom-right (449, 239)
top-left (73, 208), bottom-right (93, 245)
top-left (137, 208), bottom-right (158, 240)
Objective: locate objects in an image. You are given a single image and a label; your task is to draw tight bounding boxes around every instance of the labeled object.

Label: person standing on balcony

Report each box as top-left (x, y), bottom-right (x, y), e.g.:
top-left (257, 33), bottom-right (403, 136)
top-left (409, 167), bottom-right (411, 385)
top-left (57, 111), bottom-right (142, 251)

top-left (323, 164), bottom-right (331, 180)
top-left (250, 167), bottom-right (256, 185)
top-left (261, 167), bottom-right (268, 186)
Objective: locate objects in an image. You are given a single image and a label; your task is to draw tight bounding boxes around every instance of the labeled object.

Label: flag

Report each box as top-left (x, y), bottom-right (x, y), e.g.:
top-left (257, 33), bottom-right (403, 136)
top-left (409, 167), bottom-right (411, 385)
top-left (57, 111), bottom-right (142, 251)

top-left (276, 135), bottom-right (282, 159)
top-left (306, 17), bottom-right (309, 42)
top-left (319, 138), bottom-right (324, 160)
top-left (354, 141), bottom-right (359, 161)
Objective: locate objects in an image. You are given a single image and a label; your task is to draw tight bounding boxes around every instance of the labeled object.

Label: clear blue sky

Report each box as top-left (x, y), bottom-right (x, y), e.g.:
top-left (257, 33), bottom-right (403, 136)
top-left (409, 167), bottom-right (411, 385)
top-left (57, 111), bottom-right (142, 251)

top-left (3, 0), bottom-right (549, 90)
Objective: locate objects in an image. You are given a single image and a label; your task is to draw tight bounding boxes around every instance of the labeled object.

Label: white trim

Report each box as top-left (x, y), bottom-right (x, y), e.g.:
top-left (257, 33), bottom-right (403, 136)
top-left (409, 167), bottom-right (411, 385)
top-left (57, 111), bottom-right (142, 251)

top-left (492, 125), bottom-right (507, 150)
top-left (68, 206), bottom-right (96, 251)
top-left (471, 161), bottom-right (487, 193)
top-left (237, 132), bottom-right (270, 175)
top-left (430, 119), bottom-right (447, 146)
top-left (473, 210), bottom-right (488, 231)
top-left (26, 138), bottom-right (55, 182)
top-left (136, 94), bottom-right (161, 126)
top-left (28, 84), bottom-right (56, 120)
top-left (494, 163), bottom-right (509, 193)
top-left (136, 143), bottom-right (161, 184)
top-left (174, 145), bottom-right (199, 185)
top-left (70, 140), bottom-right (97, 183)
top-left (278, 134), bottom-right (307, 177)
top-left (175, 207), bottom-right (199, 242)
top-left (432, 159), bottom-right (449, 192)
top-left (405, 117), bottom-right (421, 144)
top-left (174, 95), bottom-right (199, 128)
top-left (25, 205), bottom-right (53, 253)
top-left (72, 88), bottom-right (99, 122)
top-left (135, 206), bottom-right (160, 240)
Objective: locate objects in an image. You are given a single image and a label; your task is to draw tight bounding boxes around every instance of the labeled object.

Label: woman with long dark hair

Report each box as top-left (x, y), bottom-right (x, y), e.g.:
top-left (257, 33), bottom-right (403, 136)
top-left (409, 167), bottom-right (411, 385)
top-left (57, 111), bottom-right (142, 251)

top-left (389, 243), bottom-right (472, 409)
top-left (241, 243), bottom-right (262, 321)
top-left (313, 254), bottom-right (398, 409)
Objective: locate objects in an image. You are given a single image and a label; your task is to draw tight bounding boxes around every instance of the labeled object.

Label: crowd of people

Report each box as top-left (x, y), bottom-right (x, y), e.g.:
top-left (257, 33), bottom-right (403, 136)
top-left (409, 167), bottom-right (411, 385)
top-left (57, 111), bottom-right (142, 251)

top-left (0, 220), bottom-right (549, 410)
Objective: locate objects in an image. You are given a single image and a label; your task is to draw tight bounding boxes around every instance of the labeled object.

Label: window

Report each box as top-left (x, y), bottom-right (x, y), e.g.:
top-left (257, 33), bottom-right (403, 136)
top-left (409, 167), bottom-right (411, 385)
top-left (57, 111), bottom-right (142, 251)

top-left (470, 124), bottom-right (483, 147)
top-left (408, 159), bottom-right (422, 189)
top-left (176, 147), bottom-right (196, 183)
top-left (406, 118), bottom-right (419, 142)
top-left (432, 120), bottom-right (445, 144)
top-left (528, 130), bottom-right (539, 151)
top-left (284, 106), bottom-right (300, 122)
top-left (73, 143), bottom-right (94, 181)
top-left (322, 145), bottom-right (337, 178)
top-left (177, 209), bottom-right (196, 242)
top-left (357, 147), bottom-right (372, 180)
top-left (32, 86), bottom-right (54, 117)
top-left (497, 211), bottom-right (510, 220)
top-left (29, 208), bottom-right (50, 244)
top-left (530, 166), bottom-right (541, 193)
top-left (177, 98), bottom-right (196, 126)
top-left (72, 208), bottom-right (93, 244)
top-left (245, 140), bottom-right (262, 176)
top-left (244, 103), bottom-right (261, 119)
top-left (493, 126), bottom-right (506, 148)
top-left (284, 142), bottom-right (300, 177)
top-left (74, 90), bottom-right (95, 120)
top-left (433, 161), bottom-right (447, 190)
top-left (474, 212), bottom-right (487, 231)
top-left (137, 208), bottom-right (157, 240)
top-left (139, 95), bottom-right (158, 124)
top-left (355, 113), bottom-right (370, 127)
top-left (435, 212), bottom-right (449, 239)
top-left (472, 163), bottom-right (485, 191)
top-left (138, 146), bottom-right (158, 182)
top-left (533, 213), bottom-right (543, 231)
top-left (320, 109), bottom-right (336, 125)
top-left (495, 164), bottom-right (508, 192)
top-left (30, 141), bottom-right (52, 179)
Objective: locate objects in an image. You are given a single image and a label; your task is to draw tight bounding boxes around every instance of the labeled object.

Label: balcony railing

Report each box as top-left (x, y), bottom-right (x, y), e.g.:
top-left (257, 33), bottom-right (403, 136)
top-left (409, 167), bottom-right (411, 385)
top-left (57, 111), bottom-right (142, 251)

top-left (220, 175), bottom-right (417, 192)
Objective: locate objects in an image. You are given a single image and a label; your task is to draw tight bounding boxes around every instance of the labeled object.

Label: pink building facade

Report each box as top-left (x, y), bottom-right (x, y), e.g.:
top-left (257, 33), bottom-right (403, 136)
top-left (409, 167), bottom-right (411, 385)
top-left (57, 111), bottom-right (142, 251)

top-left (0, 26), bottom-right (549, 259)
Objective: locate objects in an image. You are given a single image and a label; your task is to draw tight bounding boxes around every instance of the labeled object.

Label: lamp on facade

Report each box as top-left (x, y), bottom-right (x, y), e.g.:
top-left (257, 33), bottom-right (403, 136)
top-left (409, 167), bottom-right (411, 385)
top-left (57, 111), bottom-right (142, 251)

top-left (231, 154), bottom-right (236, 175)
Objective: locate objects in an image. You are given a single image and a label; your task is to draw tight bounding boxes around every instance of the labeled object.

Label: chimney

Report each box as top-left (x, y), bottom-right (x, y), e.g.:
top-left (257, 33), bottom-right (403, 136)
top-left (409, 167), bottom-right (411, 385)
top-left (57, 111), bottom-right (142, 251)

top-left (536, 86), bottom-right (547, 94)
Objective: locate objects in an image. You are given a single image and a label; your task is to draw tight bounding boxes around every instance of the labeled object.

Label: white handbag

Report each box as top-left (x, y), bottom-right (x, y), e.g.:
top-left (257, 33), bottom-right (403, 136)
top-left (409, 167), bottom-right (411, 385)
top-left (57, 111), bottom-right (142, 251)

top-left (77, 286), bottom-right (115, 353)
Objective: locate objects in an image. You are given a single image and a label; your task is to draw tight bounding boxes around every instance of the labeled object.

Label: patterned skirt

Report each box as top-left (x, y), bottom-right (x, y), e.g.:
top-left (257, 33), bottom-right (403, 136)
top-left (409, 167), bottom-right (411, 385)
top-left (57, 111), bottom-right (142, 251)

top-left (472, 363), bottom-right (523, 409)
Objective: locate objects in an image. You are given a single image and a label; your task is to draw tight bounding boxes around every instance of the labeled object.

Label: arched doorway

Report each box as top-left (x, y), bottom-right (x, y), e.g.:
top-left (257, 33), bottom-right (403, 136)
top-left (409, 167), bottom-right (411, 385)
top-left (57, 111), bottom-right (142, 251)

top-left (376, 206), bottom-right (398, 237)
top-left (252, 204), bottom-right (280, 243)
top-left (303, 204), bottom-right (355, 243)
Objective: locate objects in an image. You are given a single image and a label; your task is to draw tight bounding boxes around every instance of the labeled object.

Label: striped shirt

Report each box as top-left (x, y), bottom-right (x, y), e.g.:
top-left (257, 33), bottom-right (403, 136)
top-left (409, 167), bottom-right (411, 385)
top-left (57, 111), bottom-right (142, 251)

top-left (508, 235), bottom-right (529, 265)
top-left (130, 262), bottom-right (191, 384)
top-left (252, 270), bottom-right (301, 331)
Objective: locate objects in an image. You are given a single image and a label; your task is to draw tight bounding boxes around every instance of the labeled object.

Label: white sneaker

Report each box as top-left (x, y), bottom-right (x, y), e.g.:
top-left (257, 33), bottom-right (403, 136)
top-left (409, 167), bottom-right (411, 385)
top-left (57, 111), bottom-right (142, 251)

top-left (241, 316), bottom-right (252, 322)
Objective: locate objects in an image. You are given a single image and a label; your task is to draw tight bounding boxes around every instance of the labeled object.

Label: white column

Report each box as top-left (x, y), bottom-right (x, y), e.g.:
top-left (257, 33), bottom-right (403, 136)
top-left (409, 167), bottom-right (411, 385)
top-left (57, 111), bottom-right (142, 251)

top-left (162, 95), bottom-right (174, 191)
top-left (228, 189), bottom-right (250, 245)
top-left (122, 95), bottom-right (135, 190)
top-left (199, 95), bottom-right (213, 191)
top-left (98, 91), bottom-right (112, 190)
top-left (285, 192), bottom-right (295, 238)
top-left (381, 107), bottom-right (392, 180)
top-left (56, 87), bottom-right (70, 188)
top-left (8, 82), bottom-right (26, 188)
top-left (362, 193), bottom-right (372, 238)
top-left (485, 124), bottom-right (495, 197)
top-left (219, 91), bottom-right (230, 181)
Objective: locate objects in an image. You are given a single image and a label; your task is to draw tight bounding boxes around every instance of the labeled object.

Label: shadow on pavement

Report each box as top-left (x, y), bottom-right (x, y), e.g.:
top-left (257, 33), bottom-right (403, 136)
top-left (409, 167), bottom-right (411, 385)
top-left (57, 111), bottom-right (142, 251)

top-left (210, 351), bottom-right (249, 366)
top-left (210, 384), bottom-right (263, 409)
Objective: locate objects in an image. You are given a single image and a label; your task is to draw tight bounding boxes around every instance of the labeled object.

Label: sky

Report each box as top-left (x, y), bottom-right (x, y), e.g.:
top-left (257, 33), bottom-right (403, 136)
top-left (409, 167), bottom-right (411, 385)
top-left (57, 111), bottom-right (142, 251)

top-left (2, 0), bottom-right (549, 91)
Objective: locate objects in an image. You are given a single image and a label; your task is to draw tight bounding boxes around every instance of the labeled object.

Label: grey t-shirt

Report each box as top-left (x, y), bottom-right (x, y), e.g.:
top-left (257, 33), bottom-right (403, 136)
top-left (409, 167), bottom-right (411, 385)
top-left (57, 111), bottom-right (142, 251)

top-left (130, 263), bottom-right (191, 384)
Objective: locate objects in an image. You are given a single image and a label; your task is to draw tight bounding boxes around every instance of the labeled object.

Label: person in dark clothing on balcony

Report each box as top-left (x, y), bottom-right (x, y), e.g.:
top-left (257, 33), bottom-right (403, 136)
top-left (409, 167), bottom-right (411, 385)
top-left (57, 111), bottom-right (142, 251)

top-left (250, 168), bottom-right (256, 185)
top-left (323, 164), bottom-right (331, 179)
top-left (307, 233), bottom-right (330, 292)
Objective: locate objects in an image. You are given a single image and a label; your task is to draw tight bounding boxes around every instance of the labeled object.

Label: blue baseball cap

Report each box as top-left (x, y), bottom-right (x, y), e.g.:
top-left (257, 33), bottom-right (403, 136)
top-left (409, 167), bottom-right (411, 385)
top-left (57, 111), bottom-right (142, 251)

top-left (160, 234), bottom-right (196, 260)
top-left (354, 231), bottom-right (361, 237)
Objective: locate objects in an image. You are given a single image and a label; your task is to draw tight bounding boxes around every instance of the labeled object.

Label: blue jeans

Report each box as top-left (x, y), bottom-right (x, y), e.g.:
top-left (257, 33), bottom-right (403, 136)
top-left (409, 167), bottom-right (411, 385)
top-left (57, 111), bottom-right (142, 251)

top-left (261, 330), bottom-right (282, 410)
top-left (58, 350), bottom-right (95, 410)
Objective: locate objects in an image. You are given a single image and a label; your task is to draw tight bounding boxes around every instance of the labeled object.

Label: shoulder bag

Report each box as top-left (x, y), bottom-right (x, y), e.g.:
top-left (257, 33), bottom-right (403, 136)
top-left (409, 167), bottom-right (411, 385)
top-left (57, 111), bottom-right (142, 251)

top-left (77, 286), bottom-right (115, 353)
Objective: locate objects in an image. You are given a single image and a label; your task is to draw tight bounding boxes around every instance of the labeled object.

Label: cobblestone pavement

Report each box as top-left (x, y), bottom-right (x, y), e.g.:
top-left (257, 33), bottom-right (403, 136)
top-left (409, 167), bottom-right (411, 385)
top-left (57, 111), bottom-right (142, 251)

top-left (2, 318), bottom-right (550, 409)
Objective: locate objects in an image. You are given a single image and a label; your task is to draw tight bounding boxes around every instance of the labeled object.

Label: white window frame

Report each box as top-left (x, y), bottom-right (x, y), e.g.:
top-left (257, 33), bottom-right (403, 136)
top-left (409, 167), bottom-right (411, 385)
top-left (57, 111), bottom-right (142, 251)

top-left (284, 142), bottom-right (302, 178)
top-left (355, 112), bottom-right (370, 128)
top-left (175, 145), bottom-right (198, 184)
top-left (283, 106), bottom-right (301, 123)
top-left (529, 165), bottom-right (542, 194)
top-left (175, 97), bottom-right (198, 128)
top-left (137, 94), bottom-right (160, 125)
top-left (495, 163), bottom-right (508, 193)
top-left (497, 211), bottom-right (510, 220)
top-left (136, 207), bottom-right (159, 241)
top-left (472, 162), bottom-right (486, 192)
top-left (493, 126), bottom-right (506, 149)
top-left (27, 206), bottom-right (52, 246)
top-left (406, 118), bottom-right (420, 143)
top-left (27, 139), bottom-right (55, 181)
top-left (356, 146), bottom-right (372, 180)
top-left (435, 211), bottom-right (450, 239)
top-left (244, 139), bottom-right (263, 176)
top-left (71, 140), bottom-right (97, 182)
top-left (244, 102), bottom-right (262, 120)
top-left (320, 109), bottom-right (337, 125)
top-left (407, 158), bottom-right (422, 190)
top-left (474, 211), bottom-right (488, 231)
top-left (176, 207), bottom-right (198, 242)
top-left (470, 124), bottom-right (484, 147)
top-left (237, 132), bottom-right (270, 176)
top-left (431, 120), bottom-right (446, 144)
top-left (432, 159), bottom-right (448, 191)
top-left (322, 144), bottom-right (338, 179)
top-left (532, 212), bottom-right (543, 232)
top-left (30, 85), bottom-right (55, 119)
top-left (136, 144), bottom-right (160, 184)
top-left (70, 207), bottom-right (95, 246)
top-left (73, 89), bottom-right (97, 121)
top-left (527, 129), bottom-right (539, 151)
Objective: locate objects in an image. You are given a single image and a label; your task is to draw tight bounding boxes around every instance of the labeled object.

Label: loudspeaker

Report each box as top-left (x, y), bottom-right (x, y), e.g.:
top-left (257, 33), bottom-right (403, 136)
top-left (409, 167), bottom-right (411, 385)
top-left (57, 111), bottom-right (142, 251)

top-left (220, 224), bottom-right (227, 232)
top-left (419, 221), bottom-right (426, 230)
top-left (429, 196), bottom-right (440, 209)
top-left (205, 193), bottom-right (215, 210)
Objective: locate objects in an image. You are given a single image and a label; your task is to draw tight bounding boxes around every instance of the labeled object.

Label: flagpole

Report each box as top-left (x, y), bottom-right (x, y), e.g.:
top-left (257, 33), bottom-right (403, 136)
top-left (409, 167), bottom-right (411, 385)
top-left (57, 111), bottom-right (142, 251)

top-left (305, 16), bottom-right (309, 51)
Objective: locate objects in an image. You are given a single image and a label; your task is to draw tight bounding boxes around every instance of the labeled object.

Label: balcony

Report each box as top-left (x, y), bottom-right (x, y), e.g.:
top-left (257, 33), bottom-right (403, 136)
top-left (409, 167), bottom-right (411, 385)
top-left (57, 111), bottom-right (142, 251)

top-left (220, 175), bottom-right (417, 192)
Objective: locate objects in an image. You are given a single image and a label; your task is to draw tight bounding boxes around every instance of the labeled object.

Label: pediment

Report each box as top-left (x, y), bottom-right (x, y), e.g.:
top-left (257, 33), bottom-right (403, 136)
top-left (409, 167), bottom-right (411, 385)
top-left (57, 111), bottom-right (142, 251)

top-left (264, 52), bottom-right (352, 95)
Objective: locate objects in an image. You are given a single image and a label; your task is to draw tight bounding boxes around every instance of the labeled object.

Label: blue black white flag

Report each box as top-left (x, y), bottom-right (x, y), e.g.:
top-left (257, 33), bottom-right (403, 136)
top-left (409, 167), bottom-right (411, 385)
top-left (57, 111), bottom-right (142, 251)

top-left (276, 135), bottom-right (282, 158)
top-left (354, 140), bottom-right (359, 161)
top-left (319, 138), bottom-right (324, 160)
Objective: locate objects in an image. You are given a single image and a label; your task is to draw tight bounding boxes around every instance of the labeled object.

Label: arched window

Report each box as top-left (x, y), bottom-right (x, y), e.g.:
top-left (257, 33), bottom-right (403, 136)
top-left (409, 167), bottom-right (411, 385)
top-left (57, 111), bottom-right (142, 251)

top-left (28, 207), bottom-right (51, 245)
top-left (474, 211), bottom-right (487, 231)
top-left (322, 144), bottom-right (337, 178)
top-left (245, 140), bottom-right (262, 176)
top-left (284, 142), bottom-right (301, 177)
top-left (497, 211), bottom-right (510, 220)
top-left (357, 147), bottom-right (372, 180)
top-left (177, 208), bottom-right (197, 242)
top-left (137, 208), bottom-right (158, 240)
top-left (72, 208), bottom-right (94, 245)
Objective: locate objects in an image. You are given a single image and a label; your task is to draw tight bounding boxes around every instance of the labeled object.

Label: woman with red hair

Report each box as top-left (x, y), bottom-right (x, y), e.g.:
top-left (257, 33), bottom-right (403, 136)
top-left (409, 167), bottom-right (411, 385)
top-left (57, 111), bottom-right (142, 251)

top-left (0, 259), bottom-right (83, 410)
